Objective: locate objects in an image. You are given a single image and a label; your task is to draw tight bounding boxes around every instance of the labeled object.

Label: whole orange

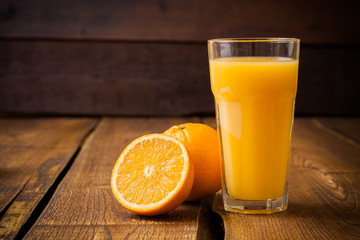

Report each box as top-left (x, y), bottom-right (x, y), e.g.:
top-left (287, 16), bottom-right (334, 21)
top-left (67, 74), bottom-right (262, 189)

top-left (164, 123), bottom-right (221, 201)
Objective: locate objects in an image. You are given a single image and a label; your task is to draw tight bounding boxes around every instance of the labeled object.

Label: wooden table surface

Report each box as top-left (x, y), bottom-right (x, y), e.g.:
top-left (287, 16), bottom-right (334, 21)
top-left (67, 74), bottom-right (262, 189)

top-left (0, 117), bottom-right (359, 239)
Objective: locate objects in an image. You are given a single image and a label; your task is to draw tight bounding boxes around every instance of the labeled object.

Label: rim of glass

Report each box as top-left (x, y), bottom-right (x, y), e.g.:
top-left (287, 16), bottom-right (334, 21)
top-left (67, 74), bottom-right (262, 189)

top-left (208, 38), bottom-right (300, 43)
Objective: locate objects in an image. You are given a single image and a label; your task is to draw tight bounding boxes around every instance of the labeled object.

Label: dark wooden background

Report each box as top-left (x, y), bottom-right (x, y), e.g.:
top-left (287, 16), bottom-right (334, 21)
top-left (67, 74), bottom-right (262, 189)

top-left (1, 0), bottom-right (359, 116)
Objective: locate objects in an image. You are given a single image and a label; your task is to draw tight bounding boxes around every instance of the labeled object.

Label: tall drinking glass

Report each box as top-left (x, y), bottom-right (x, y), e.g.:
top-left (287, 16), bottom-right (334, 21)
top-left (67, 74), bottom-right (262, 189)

top-left (208, 38), bottom-right (300, 214)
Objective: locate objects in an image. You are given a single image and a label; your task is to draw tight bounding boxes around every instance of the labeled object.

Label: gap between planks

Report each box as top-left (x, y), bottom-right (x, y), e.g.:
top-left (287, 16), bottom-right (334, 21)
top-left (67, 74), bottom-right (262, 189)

top-left (11, 118), bottom-right (101, 239)
top-left (20, 116), bottom-right (225, 240)
top-left (0, 177), bottom-right (30, 220)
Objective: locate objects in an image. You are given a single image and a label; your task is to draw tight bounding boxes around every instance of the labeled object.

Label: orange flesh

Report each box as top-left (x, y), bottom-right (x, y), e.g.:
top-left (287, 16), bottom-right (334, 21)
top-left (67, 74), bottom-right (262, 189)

top-left (116, 138), bottom-right (185, 205)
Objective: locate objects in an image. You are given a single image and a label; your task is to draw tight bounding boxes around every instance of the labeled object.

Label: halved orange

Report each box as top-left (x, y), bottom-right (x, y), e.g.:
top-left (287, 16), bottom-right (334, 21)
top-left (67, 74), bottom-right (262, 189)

top-left (111, 134), bottom-right (194, 216)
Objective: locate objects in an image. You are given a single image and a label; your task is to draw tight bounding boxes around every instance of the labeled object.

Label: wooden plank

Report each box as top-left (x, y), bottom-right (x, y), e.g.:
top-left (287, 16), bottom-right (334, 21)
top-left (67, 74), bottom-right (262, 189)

top-left (292, 118), bottom-right (360, 172)
top-left (211, 118), bottom-right (360, 239)
top-left (314, 118), bottom-right (360, 144)
top-left (201, 116), bottom-right (217, 129)
top-left (24, 117), bottom-right (218, 239)
top-left (296, 46), bottom-right (360, 116)
top-left (1, 41), bottom-right (359, 116)
top-left (0, 118), bottom-right (97, 239)
top-left (0, 0), bottom-right (359, 44)
top-left (213, 171), bottom-right (360, 239)
top-left (0, 40), bottom-right (212, 116)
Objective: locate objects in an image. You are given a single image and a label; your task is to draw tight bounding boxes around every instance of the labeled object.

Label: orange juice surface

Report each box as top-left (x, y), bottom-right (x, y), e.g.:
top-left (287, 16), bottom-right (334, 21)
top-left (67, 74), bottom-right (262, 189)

top-left (210, 57), bottom-right (298, 200)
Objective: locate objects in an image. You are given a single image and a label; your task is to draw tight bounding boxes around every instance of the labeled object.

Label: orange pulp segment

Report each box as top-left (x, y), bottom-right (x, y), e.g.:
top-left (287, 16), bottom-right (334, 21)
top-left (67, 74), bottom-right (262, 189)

top-left (111, 134), bottom-right (194, 216)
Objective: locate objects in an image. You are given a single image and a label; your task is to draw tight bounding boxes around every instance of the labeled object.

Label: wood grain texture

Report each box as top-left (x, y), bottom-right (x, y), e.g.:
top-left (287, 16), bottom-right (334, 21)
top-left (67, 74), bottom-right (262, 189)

top-left (315, 118), bottom-right (360, 144)
top-left (0, 40), bottom-right (212, 116)
top-left (201, 116), bottom-right (217, 130)
top-left (212, 118), bottom-right (360, 239)
top-left (0, 118), bottom-right (97, 239)
top-left (292, 119), bottom-right (360, 172)
top-left (1, 41), bottom-right (359, 116)
top-left (0, 0), bottom-right (359, 44)
top-left (24, 117), bottom-right (217, 239)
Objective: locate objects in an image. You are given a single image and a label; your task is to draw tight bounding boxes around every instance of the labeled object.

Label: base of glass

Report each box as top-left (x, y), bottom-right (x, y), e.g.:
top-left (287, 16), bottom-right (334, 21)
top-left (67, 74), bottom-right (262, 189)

top-left (223, 192), bottom-right (288, 214)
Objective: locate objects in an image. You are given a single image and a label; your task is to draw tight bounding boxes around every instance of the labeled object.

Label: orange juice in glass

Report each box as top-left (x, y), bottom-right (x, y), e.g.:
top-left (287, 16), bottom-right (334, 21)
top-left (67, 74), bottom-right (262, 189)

top-left (208, 38), bottom-right (300, 214)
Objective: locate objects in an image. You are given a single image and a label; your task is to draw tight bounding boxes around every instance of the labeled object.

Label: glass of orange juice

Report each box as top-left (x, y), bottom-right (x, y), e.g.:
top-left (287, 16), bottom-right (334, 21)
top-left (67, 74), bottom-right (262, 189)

top-left (208, 38), bottom-right (300, 214)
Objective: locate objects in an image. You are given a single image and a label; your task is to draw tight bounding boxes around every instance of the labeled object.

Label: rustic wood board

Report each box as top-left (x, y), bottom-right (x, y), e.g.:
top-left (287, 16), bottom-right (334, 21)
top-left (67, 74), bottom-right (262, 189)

top-left (1, 117), bottom-right (358, 239)
top-left (24, 117), bottom-right (219, 239)
top-left (0, 40), bottom-right (212, 116)
top-left (1, 41), bottom-right (359, 116)
top-left (0, 0), bottom-right (359, 44)
top-left (0, 118), bottom-right (97, 239)
top-left (314, 118), bottom-right (360, 144)
top-left (202, 116), bottom-right (217, 130)
top-left (211, 118), bottom-right (360, 239)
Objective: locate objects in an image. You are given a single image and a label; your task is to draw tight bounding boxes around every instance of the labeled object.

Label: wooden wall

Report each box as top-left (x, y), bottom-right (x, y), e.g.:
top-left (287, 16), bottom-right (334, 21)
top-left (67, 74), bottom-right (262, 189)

top-left (1, 0), bottom-right (359, 116)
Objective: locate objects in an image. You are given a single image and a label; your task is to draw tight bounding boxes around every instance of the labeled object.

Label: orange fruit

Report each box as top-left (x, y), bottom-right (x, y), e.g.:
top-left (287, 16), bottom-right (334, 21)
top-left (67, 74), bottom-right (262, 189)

top-left (111, 134), bottom-right (194, 216)
top-left (164, 123), bottom-right (221, 201)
